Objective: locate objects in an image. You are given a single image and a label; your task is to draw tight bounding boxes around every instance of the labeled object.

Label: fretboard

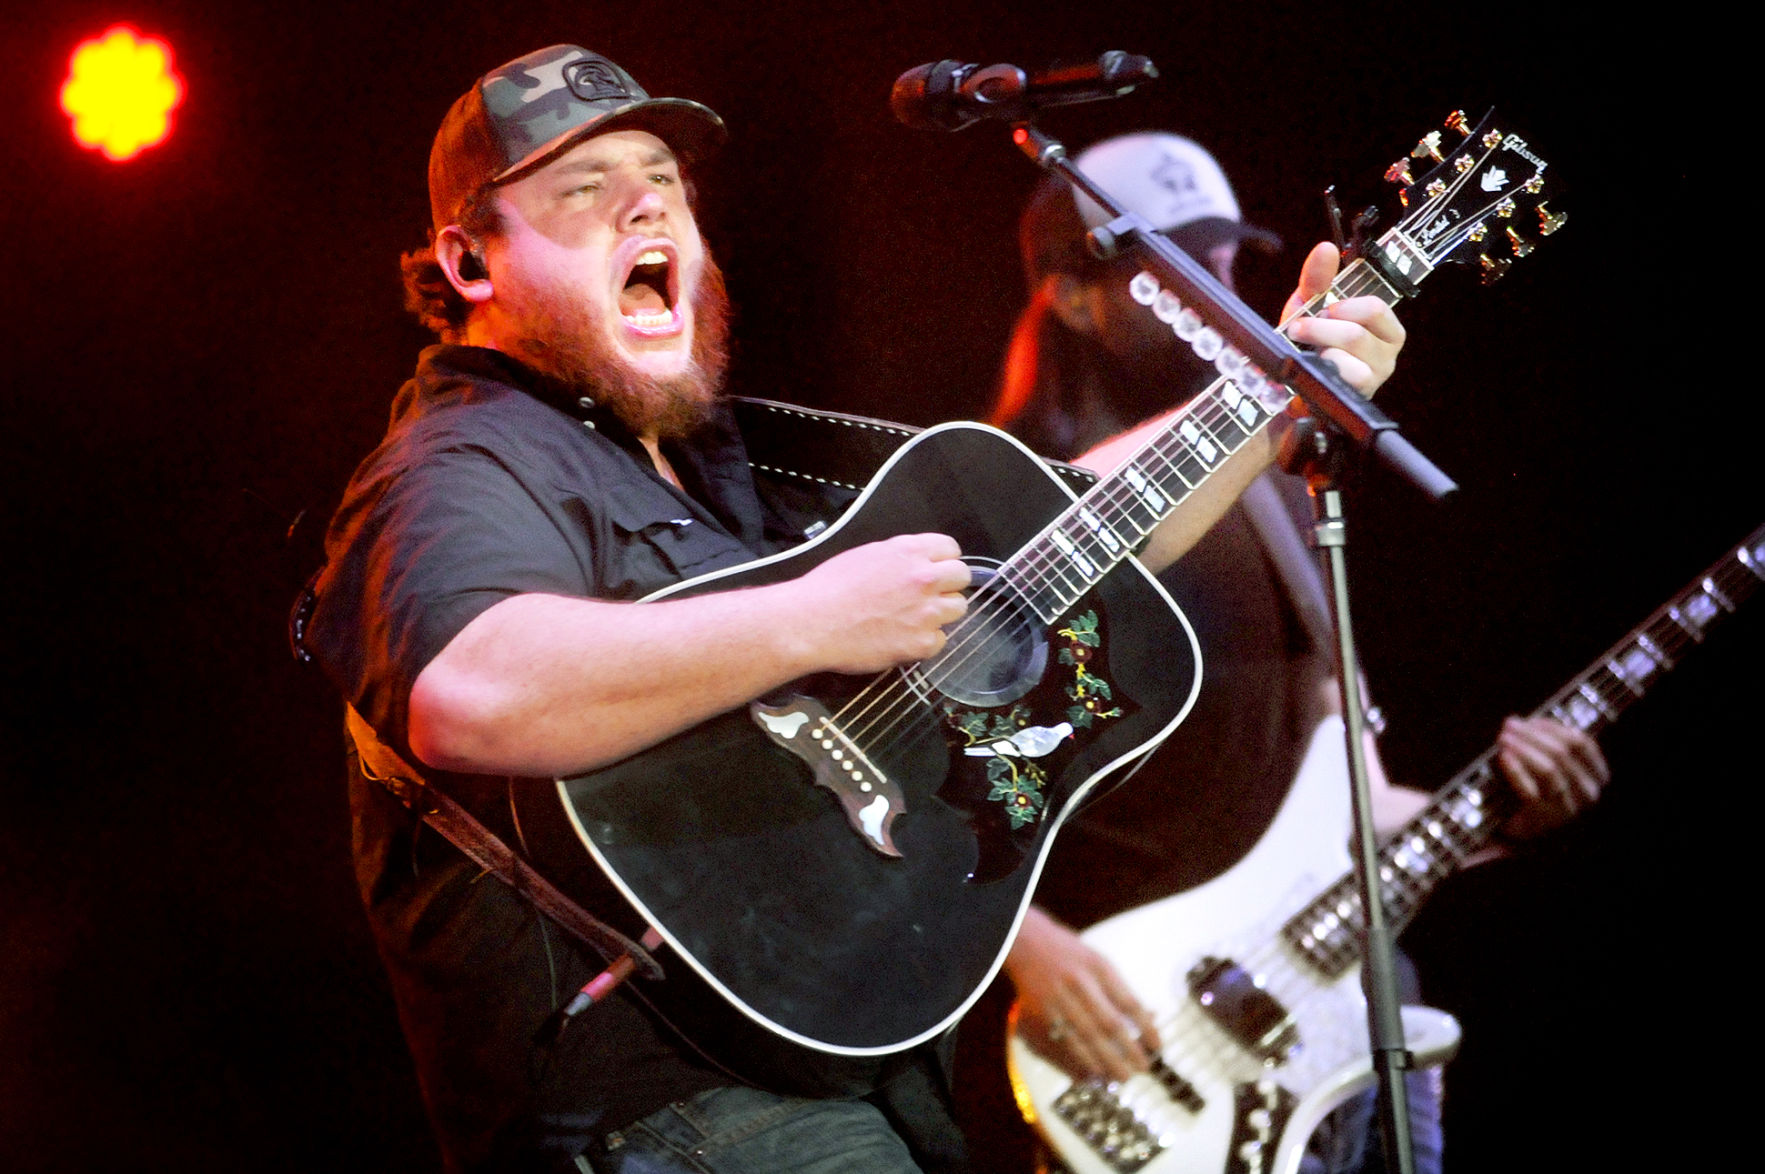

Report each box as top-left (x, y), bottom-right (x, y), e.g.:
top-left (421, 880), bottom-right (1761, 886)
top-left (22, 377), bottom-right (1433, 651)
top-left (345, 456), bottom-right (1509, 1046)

top-left (1282, 522), bottom-right (1765, 979)
top-left (998, 231), bottom-right (1433, 624)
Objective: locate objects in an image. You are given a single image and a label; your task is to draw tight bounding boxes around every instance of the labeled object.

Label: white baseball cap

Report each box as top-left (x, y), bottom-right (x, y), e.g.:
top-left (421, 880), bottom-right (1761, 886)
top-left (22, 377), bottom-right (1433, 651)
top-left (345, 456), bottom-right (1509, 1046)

top-left (1072, 132), bottom-right (1280, 251)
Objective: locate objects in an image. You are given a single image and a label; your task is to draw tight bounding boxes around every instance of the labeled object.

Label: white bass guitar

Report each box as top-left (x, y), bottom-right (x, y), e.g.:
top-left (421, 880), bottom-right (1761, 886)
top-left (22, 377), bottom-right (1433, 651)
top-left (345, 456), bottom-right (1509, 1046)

top-left (1007, 523), bottom-right (1765, 1174)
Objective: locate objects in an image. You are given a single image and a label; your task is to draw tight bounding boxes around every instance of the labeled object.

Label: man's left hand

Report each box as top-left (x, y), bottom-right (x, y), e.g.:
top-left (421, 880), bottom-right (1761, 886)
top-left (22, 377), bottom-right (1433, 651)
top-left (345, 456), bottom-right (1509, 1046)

top-left (1280, 242), bottom-right (1407, 395)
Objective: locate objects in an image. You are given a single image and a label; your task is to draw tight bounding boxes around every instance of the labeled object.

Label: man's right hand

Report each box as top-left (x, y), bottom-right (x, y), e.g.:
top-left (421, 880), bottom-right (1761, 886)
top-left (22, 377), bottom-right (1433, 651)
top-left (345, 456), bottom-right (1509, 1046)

top-left (1006, 906), bottom-right (1160, 1082)
top-left (789, 533), bottom-right (971, 675)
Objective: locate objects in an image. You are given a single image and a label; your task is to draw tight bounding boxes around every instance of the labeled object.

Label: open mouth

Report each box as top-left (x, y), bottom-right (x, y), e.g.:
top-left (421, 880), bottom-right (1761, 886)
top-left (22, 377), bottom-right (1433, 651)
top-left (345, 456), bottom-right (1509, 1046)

top-left (618, 248), bottom-right (679, 330)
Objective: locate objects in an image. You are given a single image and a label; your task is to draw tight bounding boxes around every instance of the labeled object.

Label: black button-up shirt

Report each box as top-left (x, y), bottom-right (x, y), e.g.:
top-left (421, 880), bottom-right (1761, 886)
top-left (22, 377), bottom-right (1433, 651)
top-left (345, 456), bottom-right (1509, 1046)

top-left (305, 346), bottom-right (872, 1170)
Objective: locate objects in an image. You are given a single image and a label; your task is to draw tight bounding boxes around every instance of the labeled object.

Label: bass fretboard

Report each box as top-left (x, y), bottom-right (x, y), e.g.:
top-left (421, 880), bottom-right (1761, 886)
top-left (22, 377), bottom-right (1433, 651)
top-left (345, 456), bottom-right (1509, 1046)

top-left (1283, 522), bottom-right (1765, 978)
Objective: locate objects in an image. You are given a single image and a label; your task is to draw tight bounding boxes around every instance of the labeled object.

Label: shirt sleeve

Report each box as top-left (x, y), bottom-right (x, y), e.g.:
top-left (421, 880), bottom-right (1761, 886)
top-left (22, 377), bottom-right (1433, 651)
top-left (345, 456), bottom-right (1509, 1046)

top-left (308, 444), bottom-right (588, 751)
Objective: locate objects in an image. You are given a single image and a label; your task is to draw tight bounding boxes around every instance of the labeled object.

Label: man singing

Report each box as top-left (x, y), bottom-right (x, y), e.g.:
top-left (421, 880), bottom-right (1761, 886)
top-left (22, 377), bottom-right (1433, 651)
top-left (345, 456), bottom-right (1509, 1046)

top-left (300, 45), bottom-right (1403, 1174)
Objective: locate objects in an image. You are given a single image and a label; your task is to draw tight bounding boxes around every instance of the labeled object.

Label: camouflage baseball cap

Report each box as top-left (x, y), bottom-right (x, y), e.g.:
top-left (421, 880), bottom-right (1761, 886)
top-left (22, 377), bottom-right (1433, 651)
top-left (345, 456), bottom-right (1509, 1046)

top-left (428, 45), bottom-right (727, 231)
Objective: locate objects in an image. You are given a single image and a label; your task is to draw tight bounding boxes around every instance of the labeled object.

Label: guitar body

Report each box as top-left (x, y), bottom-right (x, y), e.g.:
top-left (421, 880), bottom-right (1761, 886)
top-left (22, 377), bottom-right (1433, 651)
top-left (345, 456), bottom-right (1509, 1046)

top-left (512, 107), bottom-right (1581, 1070)
top-left (1007, 717), bottom-right (1460, 1174)
top-left (533, 423), bottom-right (1202, 1056)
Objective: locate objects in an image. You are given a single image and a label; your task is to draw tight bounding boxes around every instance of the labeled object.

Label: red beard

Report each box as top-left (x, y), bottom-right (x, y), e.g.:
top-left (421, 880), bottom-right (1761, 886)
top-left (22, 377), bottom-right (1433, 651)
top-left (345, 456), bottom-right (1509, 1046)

top-left (506, 244), bottom-right (732, 441)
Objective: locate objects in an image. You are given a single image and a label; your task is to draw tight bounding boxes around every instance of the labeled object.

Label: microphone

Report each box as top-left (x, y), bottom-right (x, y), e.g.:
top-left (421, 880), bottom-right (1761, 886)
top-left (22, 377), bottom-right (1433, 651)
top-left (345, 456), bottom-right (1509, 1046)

top-left (891, 52), bottom-right (1157, 131)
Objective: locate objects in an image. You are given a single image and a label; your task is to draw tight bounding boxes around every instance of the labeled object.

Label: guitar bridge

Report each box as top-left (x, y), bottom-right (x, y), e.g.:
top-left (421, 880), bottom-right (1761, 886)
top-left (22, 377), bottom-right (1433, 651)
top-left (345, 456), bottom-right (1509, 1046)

top-left (750, 694), bottom-right (906, 856)
top-left (1051, 1076), bottom-right (1170, 1173)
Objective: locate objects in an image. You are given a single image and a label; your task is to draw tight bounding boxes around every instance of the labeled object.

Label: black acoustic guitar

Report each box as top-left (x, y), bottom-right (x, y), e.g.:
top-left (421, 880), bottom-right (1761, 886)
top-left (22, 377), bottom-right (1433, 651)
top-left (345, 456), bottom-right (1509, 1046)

top-left (529, 110), bottom-right (1564, 1059)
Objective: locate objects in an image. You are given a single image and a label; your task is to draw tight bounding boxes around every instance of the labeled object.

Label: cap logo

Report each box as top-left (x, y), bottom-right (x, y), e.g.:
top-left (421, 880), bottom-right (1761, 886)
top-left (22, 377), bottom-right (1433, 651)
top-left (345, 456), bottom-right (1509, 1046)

top-left (1151, 152), bottom-right (1199, 198)
top-left (565, 57), bottom-right (631, 103)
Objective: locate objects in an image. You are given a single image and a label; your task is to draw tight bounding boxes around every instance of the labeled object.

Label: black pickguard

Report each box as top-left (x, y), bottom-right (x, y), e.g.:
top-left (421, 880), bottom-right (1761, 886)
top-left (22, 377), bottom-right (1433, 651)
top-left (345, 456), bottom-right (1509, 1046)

top-left (530, 424), bottom-right (1200, 1056)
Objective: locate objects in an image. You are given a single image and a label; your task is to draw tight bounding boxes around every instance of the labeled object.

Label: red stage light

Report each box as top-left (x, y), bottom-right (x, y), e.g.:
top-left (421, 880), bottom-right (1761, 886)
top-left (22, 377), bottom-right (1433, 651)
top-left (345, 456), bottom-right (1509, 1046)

top-left (60, 26), bottom-right (185, 162)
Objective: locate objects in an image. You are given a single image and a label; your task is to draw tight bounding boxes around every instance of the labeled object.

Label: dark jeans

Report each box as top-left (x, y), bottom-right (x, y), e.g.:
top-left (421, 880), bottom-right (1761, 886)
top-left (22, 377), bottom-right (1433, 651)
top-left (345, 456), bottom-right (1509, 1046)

top-left (1304, 951), bottom-right (1445, 1174)
top-left (1302, 1065), bottom-right (1446, 1174)
top-left (583, 1086), bottom-right (930, 1174)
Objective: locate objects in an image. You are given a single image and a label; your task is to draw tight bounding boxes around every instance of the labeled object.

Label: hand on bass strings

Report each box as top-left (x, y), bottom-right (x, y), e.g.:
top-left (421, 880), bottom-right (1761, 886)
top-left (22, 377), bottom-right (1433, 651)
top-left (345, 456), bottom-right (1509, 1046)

top-left (1005, 906), bottom-right (1160, 1083)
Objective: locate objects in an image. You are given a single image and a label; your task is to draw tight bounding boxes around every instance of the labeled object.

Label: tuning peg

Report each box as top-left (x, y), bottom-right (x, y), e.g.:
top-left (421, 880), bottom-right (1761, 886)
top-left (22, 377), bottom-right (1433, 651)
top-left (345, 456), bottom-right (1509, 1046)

top-left (1411, 131), bottom-right (1444, 163)
top-left (1494, 197), bottom-right (1517, 219)
top-left (1384, 159), bottom-right (1414, 187)
top-left (1324, 186), bottom-right (1380, 261)
top-left (1478, 253), bottom-right (1511, 284)
top-left (1323, 185), bottom-right (1348, 253)
top-left (1445, 110), bottom-right (1470, 136)
top-left (1347, 205), bottom-right (1380, 260)
top-left (1482, 128), bottom-right (1504, 149)
top-left (1505, 227), bottom-right (1534, 258)
top-left (1537, 202), bottom-right (1568, 235)
top-left (1523, 174), bottom-right (1545, 194)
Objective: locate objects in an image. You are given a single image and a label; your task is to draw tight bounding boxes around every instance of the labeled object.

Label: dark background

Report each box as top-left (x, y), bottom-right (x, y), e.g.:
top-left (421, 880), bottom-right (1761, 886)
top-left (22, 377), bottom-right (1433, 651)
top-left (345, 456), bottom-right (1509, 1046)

top-left (2, 3), bottom-right (1745, 1171)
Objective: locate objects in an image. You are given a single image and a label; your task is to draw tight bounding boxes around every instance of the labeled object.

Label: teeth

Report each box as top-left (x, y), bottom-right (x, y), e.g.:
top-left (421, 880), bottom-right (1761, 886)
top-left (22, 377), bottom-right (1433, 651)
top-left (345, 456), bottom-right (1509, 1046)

top-left (636, 250), bottom-right (668, 266)
top-left (624, 309), bottom-right (675, 328)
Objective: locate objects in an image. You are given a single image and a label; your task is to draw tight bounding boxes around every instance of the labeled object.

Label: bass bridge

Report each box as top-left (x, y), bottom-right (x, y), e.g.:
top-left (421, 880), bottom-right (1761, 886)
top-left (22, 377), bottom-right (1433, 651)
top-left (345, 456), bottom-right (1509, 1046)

top-left (1051, 1053), bottom-right (1207, 1174)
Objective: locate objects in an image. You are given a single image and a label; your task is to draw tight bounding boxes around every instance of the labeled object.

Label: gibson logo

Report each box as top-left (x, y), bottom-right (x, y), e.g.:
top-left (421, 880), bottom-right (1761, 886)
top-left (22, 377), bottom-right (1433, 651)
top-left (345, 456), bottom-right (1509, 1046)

top-left (1501, 133), bottom-right (1548, 174)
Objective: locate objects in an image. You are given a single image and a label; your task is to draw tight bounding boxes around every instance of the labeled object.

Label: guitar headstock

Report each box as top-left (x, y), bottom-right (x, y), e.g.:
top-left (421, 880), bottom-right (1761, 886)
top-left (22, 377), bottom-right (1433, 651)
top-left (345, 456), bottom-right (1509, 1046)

top-left (1383, 108), bottom-right (1564, 284)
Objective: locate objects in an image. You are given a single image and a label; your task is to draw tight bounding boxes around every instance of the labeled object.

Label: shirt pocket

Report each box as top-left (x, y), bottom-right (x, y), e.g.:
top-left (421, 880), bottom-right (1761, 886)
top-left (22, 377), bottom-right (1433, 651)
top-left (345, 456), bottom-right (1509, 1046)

top-left (600, 482), bottom-right (754, 593)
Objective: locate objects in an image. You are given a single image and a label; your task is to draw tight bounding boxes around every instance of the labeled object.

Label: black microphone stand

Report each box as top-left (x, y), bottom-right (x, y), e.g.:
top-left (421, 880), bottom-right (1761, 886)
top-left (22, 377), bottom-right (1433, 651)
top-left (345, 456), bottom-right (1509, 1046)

top-left (1010, 120), bottom-right (1456, 1174)
top-left (1280, 415), bottom-right (1420, 1174)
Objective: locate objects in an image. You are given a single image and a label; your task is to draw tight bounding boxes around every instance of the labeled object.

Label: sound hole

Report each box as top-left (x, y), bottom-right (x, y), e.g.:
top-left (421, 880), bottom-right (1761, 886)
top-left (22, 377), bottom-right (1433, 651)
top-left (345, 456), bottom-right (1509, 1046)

top-left (924, 562), bottom-right (1047, 708)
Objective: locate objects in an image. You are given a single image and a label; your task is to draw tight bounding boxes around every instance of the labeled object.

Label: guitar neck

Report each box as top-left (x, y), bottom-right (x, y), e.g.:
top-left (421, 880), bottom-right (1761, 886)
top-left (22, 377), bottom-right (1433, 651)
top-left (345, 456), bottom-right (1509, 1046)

top-left (999, 106), bottom-right (1566, 622)
top-left (1002, 239), bottom-right (1425, 624)
top-left (1283, 523), bottom-right (1765, 979)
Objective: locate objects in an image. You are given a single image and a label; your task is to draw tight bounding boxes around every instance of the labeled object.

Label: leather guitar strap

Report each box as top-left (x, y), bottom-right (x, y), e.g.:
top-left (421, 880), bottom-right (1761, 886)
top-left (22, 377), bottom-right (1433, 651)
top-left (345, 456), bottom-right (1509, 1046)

top-left (730, 395), bottom-right (1100, 496)
top-left (344, 705), bottom-right (663, 982)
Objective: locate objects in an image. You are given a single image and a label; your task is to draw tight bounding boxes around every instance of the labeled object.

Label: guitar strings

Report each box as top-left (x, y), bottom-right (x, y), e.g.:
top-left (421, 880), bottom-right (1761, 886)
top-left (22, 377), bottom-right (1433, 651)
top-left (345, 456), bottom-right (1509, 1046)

top-left (1118, 808), bottom-right (1474, 1106)
top-left (818, 254), bottom-right (1407, 796)
top-left (1065, 909), bottom-right (1403, 1122)
top-left (833, 303), bottom-right (1313, 743)
top-left (1136, 778), bottom-right (1497, 1089)
top-left (820, 281), bottom-right (1386, 786)
top-left (823, 261), bottom-right (1394, 768)
top-left (855, 254), bottom-right (1395, 724)
top-left (919, 147), bottom-right (1527, 758)
top-left (1128, 766), bottom-right (1464, 1085)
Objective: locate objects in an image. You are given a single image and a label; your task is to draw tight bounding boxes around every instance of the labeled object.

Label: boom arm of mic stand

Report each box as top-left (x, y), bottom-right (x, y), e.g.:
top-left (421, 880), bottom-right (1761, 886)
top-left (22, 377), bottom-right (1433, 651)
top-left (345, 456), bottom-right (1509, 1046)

top-left (1013, 124), bottom-right (1456, 504)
